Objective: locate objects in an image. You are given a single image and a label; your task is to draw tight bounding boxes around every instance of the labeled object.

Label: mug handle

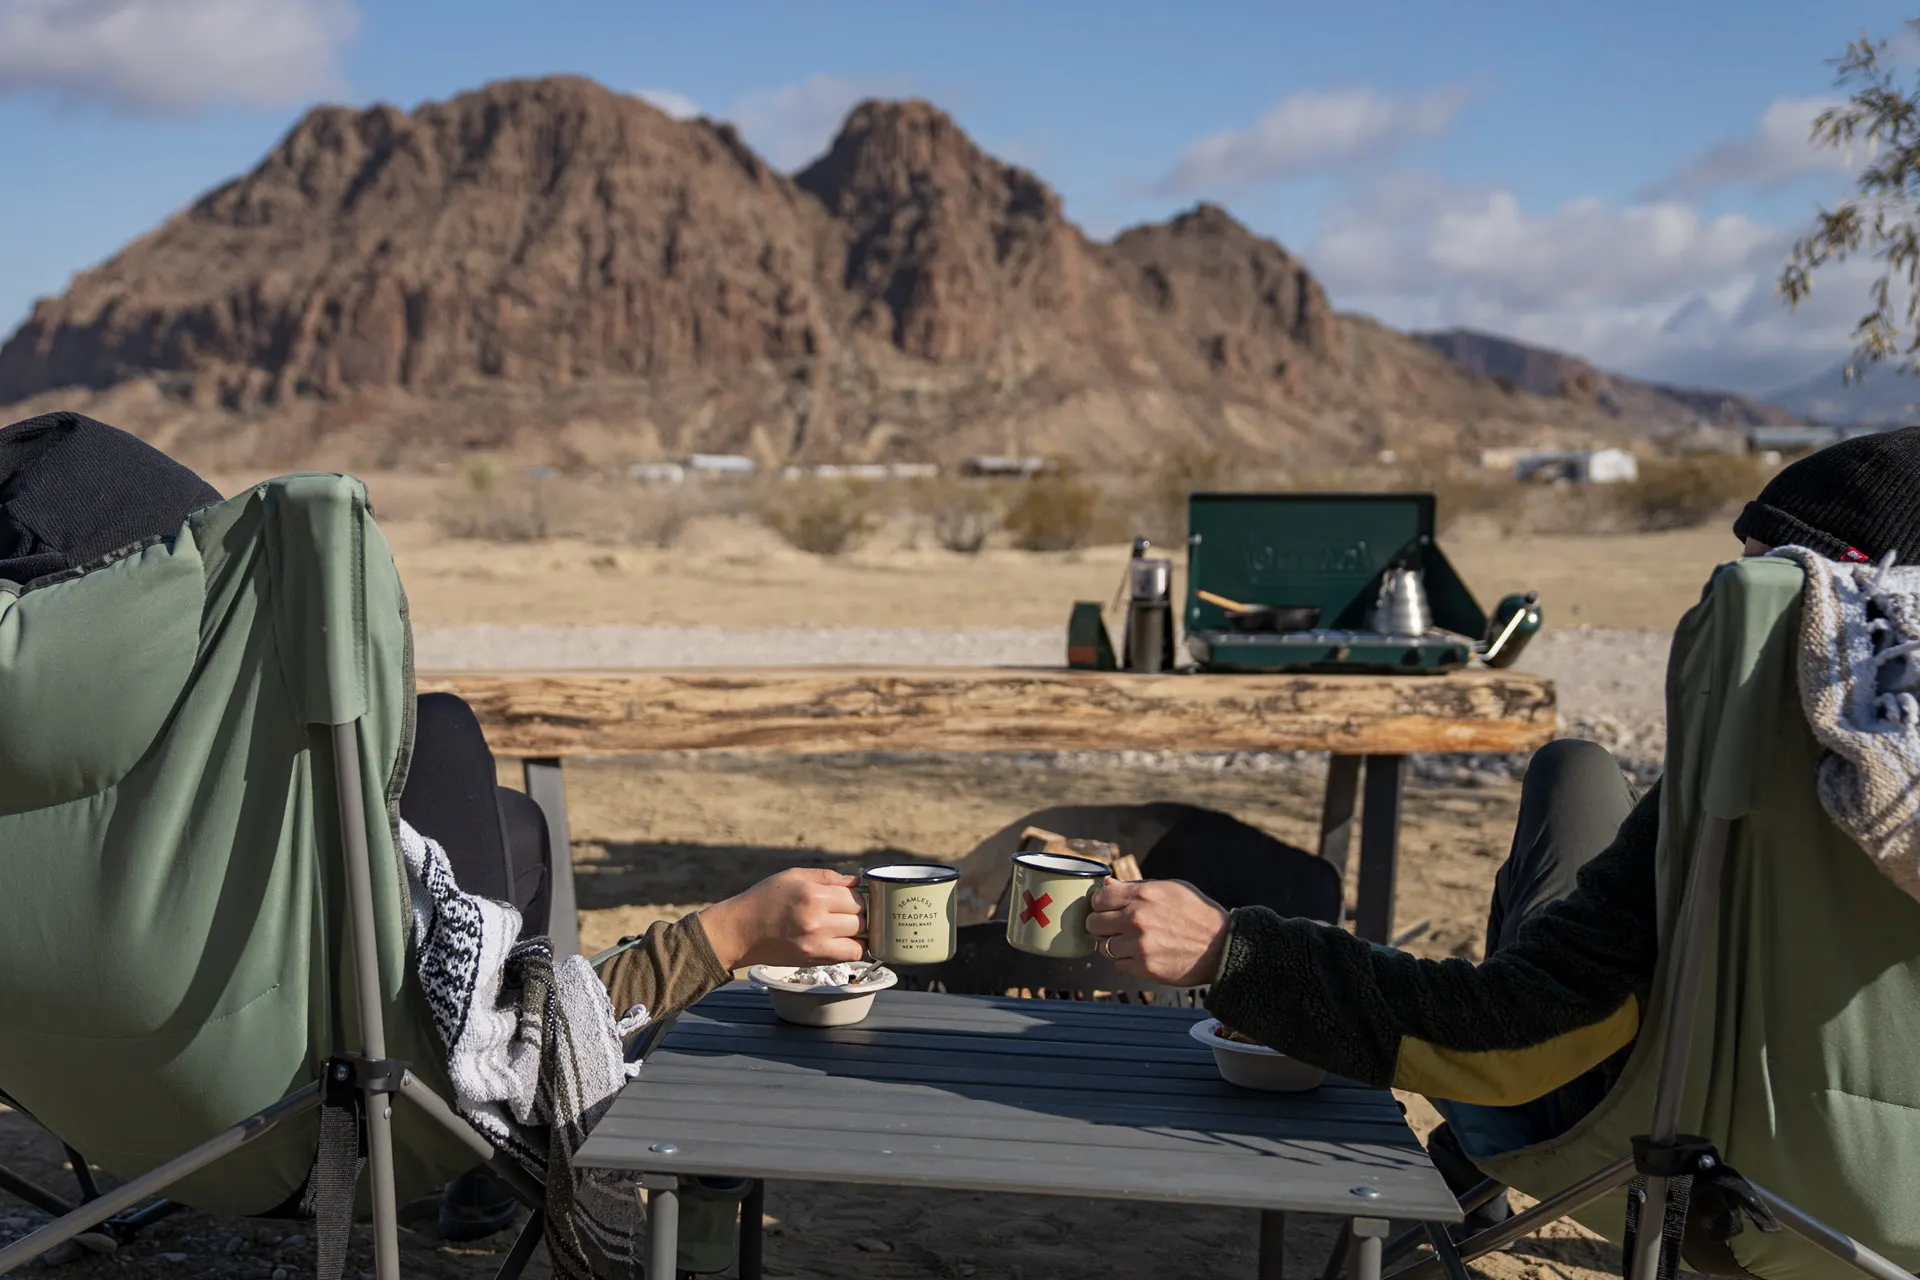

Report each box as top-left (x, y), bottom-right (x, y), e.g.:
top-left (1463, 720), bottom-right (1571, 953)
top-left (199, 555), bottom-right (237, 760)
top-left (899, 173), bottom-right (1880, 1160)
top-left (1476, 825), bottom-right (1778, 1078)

top-left (854, 879), bottom-right (874, 960)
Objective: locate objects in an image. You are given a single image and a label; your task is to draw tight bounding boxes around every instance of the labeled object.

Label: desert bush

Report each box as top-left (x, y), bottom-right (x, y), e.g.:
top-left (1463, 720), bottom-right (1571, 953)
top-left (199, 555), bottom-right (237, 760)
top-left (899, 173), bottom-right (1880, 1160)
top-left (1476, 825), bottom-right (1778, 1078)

top-left (764, 480), bottom-right (877, 556)
top-left (435, 473), bottom-right (554, 542)
top-left (1003, 472), bottom-right (1105, 552)
top-left (1133, 446), bottom-right (1230, 545)
top-left (1403, 466), bottom-right (1512, 532)
top-left (922, 482), bottom-right (1000, 554)
top-left (464, 453), bottom-right (507, 494)
top-left (1610, 457), bottom-right (1767, 532)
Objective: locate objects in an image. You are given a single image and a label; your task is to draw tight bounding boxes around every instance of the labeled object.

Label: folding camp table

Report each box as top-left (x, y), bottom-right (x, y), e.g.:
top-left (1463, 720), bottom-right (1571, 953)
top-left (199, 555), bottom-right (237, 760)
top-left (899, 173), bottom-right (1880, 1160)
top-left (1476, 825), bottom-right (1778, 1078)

top-left (576, 984), bottom-right (1461, 1279)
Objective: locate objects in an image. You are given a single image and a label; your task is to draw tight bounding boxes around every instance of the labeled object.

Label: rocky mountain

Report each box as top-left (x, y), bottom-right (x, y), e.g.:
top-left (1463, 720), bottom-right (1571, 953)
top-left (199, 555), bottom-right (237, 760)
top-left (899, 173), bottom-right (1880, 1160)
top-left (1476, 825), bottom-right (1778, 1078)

top-left (1766, 358), bottom-right (1918, 426)
top-left (0, 77), bottom-right (1632, 470)
top-left (1415, 329), bottom-right (1805, 432)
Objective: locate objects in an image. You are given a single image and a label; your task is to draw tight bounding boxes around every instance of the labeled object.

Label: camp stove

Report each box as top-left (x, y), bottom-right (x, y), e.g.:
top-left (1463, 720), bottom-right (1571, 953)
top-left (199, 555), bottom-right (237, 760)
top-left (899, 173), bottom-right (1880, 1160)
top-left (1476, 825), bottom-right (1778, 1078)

top-left (1179, 492), bottom-right (1541, 676)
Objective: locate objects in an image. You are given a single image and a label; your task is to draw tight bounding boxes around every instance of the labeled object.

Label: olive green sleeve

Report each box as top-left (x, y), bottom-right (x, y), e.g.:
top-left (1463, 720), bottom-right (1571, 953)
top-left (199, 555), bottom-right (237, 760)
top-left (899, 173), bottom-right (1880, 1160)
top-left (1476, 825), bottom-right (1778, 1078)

top-left (596, 911), bottom-right (732, 1021)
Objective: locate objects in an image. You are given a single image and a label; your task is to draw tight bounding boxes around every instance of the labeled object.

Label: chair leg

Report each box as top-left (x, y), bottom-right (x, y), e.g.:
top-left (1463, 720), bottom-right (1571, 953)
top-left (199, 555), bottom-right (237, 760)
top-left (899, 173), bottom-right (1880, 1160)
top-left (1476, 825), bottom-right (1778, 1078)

top-left (1627, 815), bottom-right (1733, 1280)
top-left (1388, 1155), bottom-right (1636, 1280)
top-left (1421, 1222), bottom-right (1474, 1280)
top-left (493, 1209), bottom-right (545, 1280)
top-left (1747, 1180), bottom-right (1913, 1280)
top-left (331, 721), bottom-right (403, 1280)
top-left (0, 1085), bottom-right (321, 1276)
top-left (62, 1146), bottom-right (99, 1203)
top-left (0, 1163), bottom-right (73, 1217)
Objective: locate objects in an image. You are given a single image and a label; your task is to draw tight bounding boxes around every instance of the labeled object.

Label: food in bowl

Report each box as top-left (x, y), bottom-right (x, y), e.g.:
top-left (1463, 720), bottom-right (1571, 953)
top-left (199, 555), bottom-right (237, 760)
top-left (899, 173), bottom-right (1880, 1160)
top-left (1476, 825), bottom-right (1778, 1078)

top-left (749, 962), bottom-right (899, 1027)
top-left (786, 962), bottom-right (893, 988)
top-left (1190, 1018), bottom-right (1326, 1092)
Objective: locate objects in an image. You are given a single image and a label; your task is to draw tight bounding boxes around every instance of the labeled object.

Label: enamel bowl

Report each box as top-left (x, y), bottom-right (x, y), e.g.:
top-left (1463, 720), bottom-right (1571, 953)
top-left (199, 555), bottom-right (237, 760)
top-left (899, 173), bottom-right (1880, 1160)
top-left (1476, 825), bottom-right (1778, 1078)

top-left (1190, 1018), bottom-right (1327, 1092)
top-left (749, 963), bottom-right (898, 1027)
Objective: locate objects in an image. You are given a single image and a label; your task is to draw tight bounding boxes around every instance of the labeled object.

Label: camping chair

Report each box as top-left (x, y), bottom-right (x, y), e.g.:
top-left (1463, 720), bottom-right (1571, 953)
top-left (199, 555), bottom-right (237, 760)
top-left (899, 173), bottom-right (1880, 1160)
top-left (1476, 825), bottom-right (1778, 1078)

top-left (899, 805), bottom-right (1343, 1001)
top-left (1361, 557), bottom-right (1920, 1280)
top-left (0, 475), bottom-right (565, 1280)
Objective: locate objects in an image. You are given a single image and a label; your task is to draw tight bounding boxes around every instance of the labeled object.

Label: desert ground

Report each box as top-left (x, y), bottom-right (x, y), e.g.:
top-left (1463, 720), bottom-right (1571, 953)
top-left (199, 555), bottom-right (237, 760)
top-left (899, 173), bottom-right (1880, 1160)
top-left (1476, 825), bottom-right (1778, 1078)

top-left (2, 470), bottom-right (1737, 1280)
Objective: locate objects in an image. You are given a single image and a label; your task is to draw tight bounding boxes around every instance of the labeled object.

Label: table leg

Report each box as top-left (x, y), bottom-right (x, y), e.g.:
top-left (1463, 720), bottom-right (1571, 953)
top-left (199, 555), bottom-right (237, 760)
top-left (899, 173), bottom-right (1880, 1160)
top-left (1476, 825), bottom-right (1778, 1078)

top-left (739, 1180), bottom-right (765, 1280)
top-left (1318, 1230), bottom-right (1348, 1280)
top-left (1258, 1210), bottom-right (1285, 1279)
top-left (644, 1172), bottom-right (679, 1280)
top-left (522, 758), bottom-right (580, 958)
top-left (1318, 756), bottom-right (1362, 925)
top-left (1348, 1217), bottom-right (1389, 1280)
top-left (1354, 755), bottom-right (1405, 944)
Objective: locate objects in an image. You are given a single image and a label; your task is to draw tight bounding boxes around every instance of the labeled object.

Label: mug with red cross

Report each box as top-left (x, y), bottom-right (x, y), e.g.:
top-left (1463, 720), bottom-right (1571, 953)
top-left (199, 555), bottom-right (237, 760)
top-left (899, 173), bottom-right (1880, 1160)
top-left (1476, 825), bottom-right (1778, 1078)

top-left (1005, 852), bottom-right (1111, 958)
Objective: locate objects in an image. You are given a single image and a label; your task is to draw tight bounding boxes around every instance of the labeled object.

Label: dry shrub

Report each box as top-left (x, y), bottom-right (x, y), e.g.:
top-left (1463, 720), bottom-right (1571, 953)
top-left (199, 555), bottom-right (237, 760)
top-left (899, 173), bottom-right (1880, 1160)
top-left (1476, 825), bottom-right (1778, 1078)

top-left (1003, 473), bottom-right (1105, 552)
top-left (1402, 467), bottom-right (1513, 532)
top-left (923, 481), bottom-right (1000, 554)
top-left (435, 471), bottom-right (554, 542)
top-left (611, 490), bottom-right (699, 549)
top-left (1134, 446), bottom-right (1231, 546)
top-left (1609, 457), bottom-right (1766, 532)
top-left (434, 465), bottom-right (715, 549)
top-left (764, 481), bottom-right (877, 556)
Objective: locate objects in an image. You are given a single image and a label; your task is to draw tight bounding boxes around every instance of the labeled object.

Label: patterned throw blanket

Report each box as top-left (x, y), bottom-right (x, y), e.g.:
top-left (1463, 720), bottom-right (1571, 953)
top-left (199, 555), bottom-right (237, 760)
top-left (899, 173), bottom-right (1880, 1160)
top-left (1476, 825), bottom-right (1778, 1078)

top-left (399, 821), bottom-right (650, 1279)
top-left (1779, 548), bottom-right (1920, 908)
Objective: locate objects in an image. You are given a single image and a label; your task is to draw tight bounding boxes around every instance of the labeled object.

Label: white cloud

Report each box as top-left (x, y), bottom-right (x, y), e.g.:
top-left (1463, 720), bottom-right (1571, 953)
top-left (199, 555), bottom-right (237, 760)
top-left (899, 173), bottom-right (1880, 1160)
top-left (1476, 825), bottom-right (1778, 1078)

top-left (637, 87), bottom-right (700, 121)
top-left (0, 0), bottom-right (356, 115)
top-left (1150, 85), bottom-right (1471, 195)
top-left (633, 73), bottom-right (909, 170)
top-left (731, 73), bottom-right (909, 170)
top-left (1643, 96), bottom-right (1852, 199)
top-left (1308, 172), bottom-right (1855, 393)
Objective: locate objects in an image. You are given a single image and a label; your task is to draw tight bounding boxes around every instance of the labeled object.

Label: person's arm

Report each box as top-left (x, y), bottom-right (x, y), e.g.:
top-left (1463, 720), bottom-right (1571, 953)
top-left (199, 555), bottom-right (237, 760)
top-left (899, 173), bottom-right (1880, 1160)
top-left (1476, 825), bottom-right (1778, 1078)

top-left (1206, 781), bottom-right (1662, 1105)
top-left (597, 912), bottom-right (733, 1021)
top-left (597, 867), bottom-right (866, 1021)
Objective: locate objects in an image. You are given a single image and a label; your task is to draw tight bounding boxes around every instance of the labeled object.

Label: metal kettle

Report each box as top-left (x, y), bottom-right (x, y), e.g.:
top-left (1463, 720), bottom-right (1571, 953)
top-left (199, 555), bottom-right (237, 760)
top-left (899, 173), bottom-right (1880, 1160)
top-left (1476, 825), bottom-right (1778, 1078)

top-left (1369, 566), bottom-right (1432, 636)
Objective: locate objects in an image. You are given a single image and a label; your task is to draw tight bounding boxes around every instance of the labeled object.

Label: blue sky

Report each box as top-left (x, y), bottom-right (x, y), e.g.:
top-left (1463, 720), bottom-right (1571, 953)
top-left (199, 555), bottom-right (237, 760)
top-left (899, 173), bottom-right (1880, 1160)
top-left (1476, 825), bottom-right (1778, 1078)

top-left (0, 0), bottom-right (1907, 395)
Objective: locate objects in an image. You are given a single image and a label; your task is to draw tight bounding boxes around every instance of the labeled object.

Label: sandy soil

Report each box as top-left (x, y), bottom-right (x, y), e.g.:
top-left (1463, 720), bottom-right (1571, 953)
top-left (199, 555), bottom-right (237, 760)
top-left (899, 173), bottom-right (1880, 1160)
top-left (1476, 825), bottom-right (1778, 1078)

top-left (3, 482), bottom-right (1706, 1279)
top-left (377, 511), bottom-right (1731, 635)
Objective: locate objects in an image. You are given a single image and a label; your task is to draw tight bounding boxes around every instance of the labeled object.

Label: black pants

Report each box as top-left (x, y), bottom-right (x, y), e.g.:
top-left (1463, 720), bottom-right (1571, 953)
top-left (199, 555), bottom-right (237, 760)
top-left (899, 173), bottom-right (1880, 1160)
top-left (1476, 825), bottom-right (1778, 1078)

top-left (1427, 739), bottom-right (1638, 1201)
top-left (399, 693), bottom-right (552, 937)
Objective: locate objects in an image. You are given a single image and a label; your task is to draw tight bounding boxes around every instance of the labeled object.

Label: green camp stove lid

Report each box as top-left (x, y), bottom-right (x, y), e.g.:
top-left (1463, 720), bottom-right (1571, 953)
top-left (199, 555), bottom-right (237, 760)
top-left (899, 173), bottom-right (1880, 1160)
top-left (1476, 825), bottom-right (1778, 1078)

top-left (1184, 491), bottom-right (1488, 642)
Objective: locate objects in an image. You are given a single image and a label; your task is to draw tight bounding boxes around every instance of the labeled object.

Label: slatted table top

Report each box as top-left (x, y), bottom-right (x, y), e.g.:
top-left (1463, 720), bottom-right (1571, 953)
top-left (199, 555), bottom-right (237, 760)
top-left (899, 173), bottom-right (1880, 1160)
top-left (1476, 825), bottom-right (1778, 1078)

top-left (575, 985), bottom-right (1459, 1222)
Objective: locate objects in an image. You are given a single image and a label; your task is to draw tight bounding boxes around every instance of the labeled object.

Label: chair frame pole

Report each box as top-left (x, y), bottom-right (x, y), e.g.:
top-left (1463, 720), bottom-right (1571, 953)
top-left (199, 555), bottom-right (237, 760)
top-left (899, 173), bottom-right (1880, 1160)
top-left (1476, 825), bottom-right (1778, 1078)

top-left (1627, 814), bottom-right (1733, 1280)
top-left (0, 1163), bottom-right (74, 1217)
top-left (394, 1072), bottom-right (546, 1209)
top-left (1746, 1180), bottom-right (1914, 1280)
top-left (0, 1086), bottom-right (322, 1275)
top-left (1386, 1156), bottom-right (1636, 1280)
top-left (332, 721), bottom-right (403, 1280)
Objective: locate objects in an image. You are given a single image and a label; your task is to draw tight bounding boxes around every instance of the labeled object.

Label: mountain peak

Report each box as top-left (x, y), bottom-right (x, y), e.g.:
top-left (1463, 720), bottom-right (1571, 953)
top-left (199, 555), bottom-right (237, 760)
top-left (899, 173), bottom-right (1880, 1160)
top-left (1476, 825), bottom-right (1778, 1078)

top-left (1, 73), bottom-right (1644, 468)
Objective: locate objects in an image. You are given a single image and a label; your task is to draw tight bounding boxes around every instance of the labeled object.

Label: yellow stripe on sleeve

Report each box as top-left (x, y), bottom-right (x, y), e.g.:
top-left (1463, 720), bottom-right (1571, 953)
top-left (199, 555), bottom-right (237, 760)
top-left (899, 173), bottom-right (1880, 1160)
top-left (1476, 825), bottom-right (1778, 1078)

top-left (1390, 997), bottom-right (1640, 1107)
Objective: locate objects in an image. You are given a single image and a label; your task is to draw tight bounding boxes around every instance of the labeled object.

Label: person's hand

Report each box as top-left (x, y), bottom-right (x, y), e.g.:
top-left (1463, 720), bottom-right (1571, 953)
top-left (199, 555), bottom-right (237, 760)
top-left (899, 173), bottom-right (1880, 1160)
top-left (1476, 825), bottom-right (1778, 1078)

top-left (698, 868), bottom-right (866, 971)
top-left (1085, 879), bottom-right (1231, 987)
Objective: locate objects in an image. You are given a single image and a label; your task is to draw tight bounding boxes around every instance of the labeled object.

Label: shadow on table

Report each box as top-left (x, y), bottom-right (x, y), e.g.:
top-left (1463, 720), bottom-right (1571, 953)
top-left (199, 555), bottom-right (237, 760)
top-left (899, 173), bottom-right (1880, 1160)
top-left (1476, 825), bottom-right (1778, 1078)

top-left (659, 989), bottom-right (1440, 1192)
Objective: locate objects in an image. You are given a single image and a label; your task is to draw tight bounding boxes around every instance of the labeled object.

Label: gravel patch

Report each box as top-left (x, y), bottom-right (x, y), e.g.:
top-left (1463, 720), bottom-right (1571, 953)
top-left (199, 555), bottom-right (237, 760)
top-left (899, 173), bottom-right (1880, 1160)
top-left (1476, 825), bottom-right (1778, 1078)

top-left (415, 622), bottom-right (1672, 785)
top-left (414, 624), bottom-right (1064, 670)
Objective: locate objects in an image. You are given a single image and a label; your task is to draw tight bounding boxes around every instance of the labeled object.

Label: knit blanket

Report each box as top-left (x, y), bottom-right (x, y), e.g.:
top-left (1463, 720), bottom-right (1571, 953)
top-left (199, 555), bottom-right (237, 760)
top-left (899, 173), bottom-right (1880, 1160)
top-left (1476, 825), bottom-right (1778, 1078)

top-left (1779, 547), bottom-right (1920, 907)
top-left (399, 821), bottom-right (649, 1280)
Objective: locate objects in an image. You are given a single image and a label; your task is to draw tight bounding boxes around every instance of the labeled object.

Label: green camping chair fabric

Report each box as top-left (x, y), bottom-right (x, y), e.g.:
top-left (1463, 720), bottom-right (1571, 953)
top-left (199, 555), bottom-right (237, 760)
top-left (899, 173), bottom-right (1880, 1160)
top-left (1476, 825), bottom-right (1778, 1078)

top-left (0, 476), bottom-right (535, 1279)
top-left (1396, 557), bottom-right (1920, 1280)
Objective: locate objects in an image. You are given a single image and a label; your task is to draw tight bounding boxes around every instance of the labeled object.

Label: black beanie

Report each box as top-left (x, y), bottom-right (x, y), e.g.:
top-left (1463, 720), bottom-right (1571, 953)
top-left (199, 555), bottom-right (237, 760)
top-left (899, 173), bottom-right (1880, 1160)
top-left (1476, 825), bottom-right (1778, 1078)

top-left (0, 411), bottom-right (223, 585)
top-left (1733, 426), bottom-right (1920, 565)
